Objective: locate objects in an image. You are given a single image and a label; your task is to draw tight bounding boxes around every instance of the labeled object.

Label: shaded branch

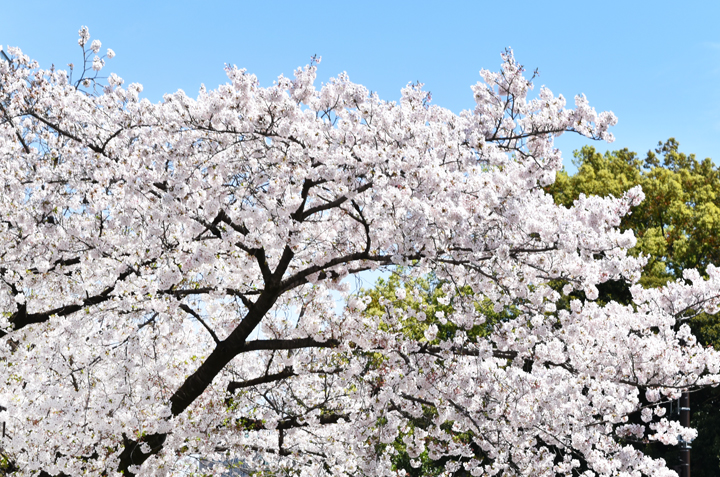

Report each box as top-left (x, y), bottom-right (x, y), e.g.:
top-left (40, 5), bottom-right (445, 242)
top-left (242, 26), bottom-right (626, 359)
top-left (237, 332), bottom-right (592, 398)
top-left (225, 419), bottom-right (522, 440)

top-left (240, 337), bottom-right (340, 353)
top-left (417, 344), bottom-right (517, 360)
top-left (236, 412), bottom-right (349, 431)
top-left (228, 366), bottom-right (296, 394)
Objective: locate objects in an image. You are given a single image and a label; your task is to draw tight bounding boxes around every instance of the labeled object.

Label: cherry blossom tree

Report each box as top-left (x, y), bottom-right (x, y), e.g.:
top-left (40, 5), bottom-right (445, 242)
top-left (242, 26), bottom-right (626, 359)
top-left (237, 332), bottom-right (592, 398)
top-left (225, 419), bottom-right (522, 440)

top-left (0, 28), bottom-right (719, 476)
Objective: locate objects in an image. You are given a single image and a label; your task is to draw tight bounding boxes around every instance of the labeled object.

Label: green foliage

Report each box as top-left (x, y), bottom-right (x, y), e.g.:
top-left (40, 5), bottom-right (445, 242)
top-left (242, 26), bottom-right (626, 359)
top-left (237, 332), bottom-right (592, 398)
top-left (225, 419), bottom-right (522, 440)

top-left (0, 452), bottom-right (16, 476)
top-left (361, 270), bottom-right (513, 346)
top-left (357, 271), bottom-right (511, 476)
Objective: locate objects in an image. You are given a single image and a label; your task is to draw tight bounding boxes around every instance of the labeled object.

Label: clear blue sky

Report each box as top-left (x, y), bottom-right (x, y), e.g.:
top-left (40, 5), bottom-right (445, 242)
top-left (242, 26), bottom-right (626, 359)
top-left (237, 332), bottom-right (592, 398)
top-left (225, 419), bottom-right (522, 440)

top-left (3, 0), bottom-right (720, 170)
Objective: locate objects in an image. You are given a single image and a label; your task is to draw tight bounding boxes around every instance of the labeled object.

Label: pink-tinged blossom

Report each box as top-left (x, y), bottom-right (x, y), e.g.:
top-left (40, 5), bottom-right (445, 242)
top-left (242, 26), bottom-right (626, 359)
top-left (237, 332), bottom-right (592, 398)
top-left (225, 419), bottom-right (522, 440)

top-left (78, 26), bottom-right (90, 47)
top-left (92, 55), bottom-right (104, 71)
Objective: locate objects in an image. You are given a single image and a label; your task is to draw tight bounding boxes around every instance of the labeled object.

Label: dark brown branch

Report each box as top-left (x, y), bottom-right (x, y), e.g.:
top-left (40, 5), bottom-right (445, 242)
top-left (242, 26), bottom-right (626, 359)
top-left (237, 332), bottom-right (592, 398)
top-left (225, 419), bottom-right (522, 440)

top-left (240, 337), bottom-right (340, 353)
top-left (226, 288), bottom-right (256, 310)
top-left (158, 286), bottom-right (258, 312)
top-left (252, 247), bottom-right (274, 285)
top-left (26, 111), bottom-right (103, 154)
top-left (0, 101), bottom-right (30, 154)
top-left (169, 288), bottom-right (281, 416)
top-left (417, 344), bottom-right (517, 360)
top-left (351, 199), bottom-right (372, 254)
top-left (290, 178), bottom-right (327, 222)
top-left (11, 283), bottom-right (113, 329)
top-left (98, 127), bottom-right (125, 153)
top-left (236, 412), bottom-right (349, 431)
top-left (216, 209), bottom-right (249, 235)
top-left (272, 245), bottom-right (295, 286)
top-left (192, 215), bottom-right (224, 240)
top-left (160, 286), bottom-right (215, 297)
top-left (117, 432), bottom-right (167, 477)
top-left (277, 251), bottom-right (421, 295)
top-left (399, 393), bottom-right (436, 408)
top-left (228, 367), bottom-right (296, 394)
top-left (8, 261), bottom-right (150, 333)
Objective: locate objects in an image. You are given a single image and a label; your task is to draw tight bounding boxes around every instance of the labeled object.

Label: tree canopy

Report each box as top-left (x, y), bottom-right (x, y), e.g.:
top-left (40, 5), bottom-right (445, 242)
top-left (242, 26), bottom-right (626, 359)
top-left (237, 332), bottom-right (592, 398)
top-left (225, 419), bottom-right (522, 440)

top-left (1, 29), bottom-right (719, 477)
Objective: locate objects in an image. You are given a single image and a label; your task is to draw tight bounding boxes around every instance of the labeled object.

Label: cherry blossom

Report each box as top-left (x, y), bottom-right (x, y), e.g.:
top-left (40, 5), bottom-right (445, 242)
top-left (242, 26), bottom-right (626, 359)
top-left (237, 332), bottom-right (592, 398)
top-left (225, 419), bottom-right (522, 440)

top-left (0, 30), bottom-right (718, 477)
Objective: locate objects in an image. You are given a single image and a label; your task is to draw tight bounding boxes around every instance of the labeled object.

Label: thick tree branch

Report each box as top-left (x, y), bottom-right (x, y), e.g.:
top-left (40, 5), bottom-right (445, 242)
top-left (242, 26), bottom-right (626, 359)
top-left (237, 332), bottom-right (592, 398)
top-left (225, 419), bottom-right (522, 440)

top-left (228, 366), bottom-right (296, 394)
top-left (216, 209), bottom-right (250, 235)
top-left (240, 337), bottom-right (340, 353)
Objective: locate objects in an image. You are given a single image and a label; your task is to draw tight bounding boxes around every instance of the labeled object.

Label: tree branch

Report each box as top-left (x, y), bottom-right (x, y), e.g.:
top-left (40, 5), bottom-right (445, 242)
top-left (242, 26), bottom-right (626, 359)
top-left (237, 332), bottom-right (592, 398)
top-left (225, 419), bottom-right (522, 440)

top-left (25, 111), bottom-right (103, 154)
top-left (299, 182), bottom-right (373, 221)
top-left (240, 337), bottom-right (340, 353)
top-left (227, 366), bottom-right (296, 394)
top-left (179, 303), bottom-right (220, 345)
top-left (8, 260), bottom-right (151, 333)
top-left (236, 412), bottom-right (349, 431)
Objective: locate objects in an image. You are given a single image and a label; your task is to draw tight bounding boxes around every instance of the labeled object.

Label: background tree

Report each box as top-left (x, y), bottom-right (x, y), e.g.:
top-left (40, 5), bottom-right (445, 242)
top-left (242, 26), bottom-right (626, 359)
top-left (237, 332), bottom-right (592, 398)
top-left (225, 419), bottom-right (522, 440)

top-left (546, 139), bottom-right (720, 476)
top-left (1, 29), bottom-right (720, 477)
top-left (549, 139), bottom-right (720, 291)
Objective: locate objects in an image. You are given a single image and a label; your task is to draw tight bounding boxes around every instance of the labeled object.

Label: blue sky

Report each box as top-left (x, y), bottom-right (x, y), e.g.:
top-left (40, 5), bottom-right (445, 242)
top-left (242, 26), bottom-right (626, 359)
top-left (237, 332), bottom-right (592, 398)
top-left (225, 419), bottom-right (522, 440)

top-left (3, 0), bottom-right (720, 170)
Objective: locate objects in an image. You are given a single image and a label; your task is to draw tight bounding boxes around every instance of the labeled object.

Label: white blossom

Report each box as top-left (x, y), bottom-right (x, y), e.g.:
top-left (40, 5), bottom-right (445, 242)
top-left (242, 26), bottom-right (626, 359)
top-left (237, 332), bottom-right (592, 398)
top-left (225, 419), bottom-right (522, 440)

top-left (78, 26), bottom-right (90, 47)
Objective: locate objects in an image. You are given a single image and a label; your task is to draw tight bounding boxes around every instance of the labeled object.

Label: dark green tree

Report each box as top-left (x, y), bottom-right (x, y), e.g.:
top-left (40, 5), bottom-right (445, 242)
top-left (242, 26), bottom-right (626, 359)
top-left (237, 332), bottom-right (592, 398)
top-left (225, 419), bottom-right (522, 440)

top-left (549, 139), bottom-right (720, 292)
